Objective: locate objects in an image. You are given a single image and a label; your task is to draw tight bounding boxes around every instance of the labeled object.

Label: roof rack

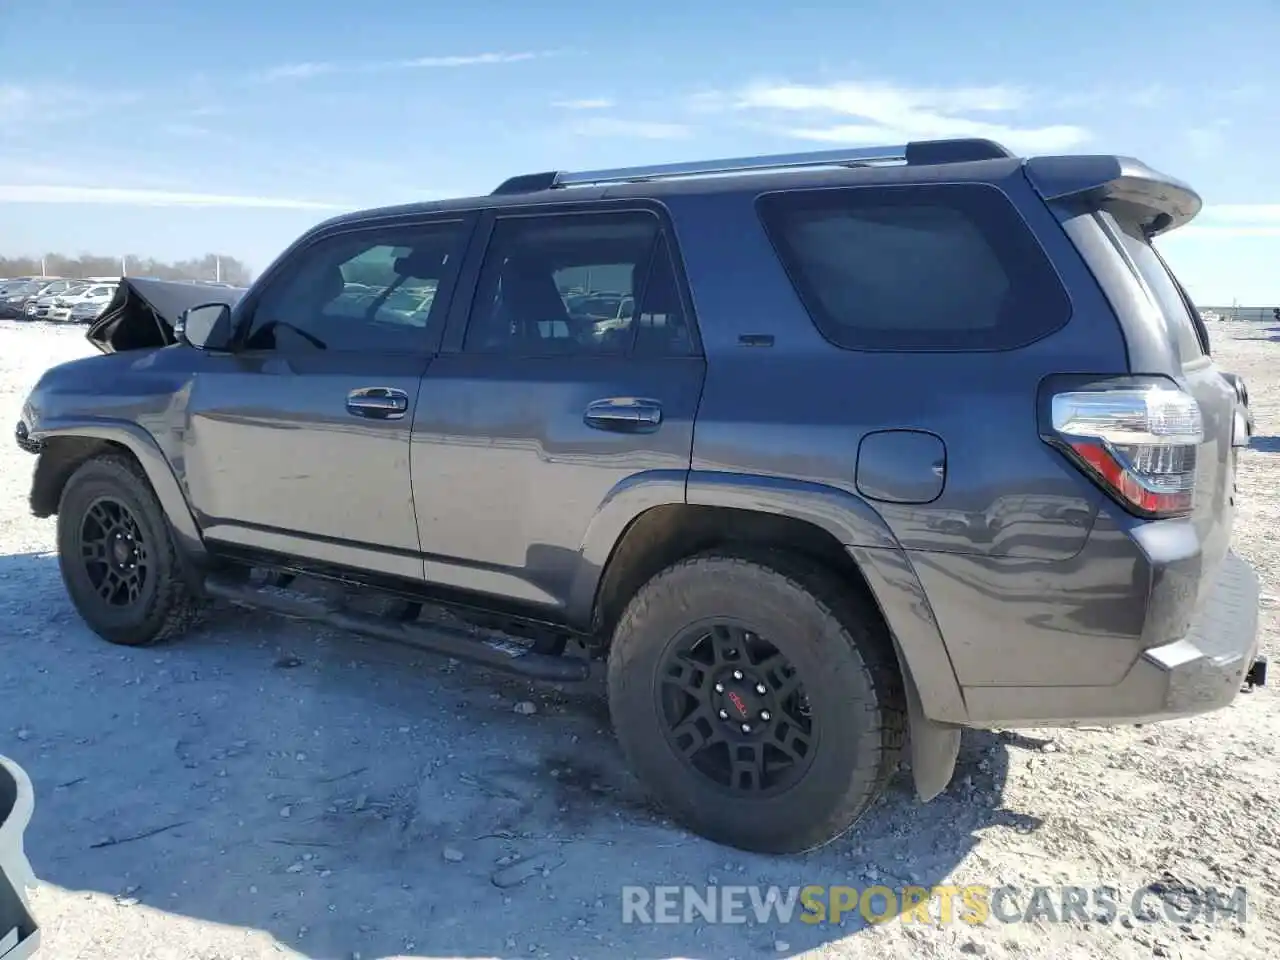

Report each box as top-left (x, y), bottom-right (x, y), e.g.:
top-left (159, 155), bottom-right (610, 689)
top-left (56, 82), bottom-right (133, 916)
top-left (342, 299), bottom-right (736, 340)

top-left (492, 137), bottom-right (1014, 195)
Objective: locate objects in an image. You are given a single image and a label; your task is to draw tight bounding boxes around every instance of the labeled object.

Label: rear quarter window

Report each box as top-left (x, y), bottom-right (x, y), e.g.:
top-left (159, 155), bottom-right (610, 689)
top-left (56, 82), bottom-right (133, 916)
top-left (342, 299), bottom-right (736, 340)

top-left (1105, 214), bottom-right (1208, 364)
top-left (756, 183), bottom-right (1071, 352)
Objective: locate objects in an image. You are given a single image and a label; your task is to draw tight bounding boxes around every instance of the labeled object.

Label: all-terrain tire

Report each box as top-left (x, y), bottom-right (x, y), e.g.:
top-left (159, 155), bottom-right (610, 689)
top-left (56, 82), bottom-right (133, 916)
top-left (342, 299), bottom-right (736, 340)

top-left (56, 455), bottom-right (203, 646)
top-left (607, 549), bottom-right (906, 854)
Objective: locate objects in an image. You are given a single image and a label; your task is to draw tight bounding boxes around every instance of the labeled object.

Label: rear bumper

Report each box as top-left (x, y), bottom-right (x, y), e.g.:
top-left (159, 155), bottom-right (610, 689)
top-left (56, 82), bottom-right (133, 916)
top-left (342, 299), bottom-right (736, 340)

top-left (962, 549), bottom-right (1261, 726)
top-left (0, 756), bottom-right (39, 959)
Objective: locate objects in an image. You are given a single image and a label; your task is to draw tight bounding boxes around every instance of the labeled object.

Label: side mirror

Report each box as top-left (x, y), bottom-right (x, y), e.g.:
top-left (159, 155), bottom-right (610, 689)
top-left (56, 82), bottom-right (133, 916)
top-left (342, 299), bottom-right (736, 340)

top-left (176, 302), bottom-right (233, 351)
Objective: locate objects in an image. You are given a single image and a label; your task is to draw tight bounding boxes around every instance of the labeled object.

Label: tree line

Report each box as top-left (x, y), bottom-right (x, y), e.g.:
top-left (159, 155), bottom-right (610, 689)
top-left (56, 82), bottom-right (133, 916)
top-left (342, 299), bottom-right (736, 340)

top-left (0, 253), bottom-right (254, 286)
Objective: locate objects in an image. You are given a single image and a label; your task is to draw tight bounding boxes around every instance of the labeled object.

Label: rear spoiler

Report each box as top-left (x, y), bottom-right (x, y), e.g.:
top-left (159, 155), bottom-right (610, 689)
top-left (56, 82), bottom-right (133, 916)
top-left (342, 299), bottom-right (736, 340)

top-left (1023, 155), bottom-right (1202, 237)
top-left (86, 277), bottom-right (246, 355)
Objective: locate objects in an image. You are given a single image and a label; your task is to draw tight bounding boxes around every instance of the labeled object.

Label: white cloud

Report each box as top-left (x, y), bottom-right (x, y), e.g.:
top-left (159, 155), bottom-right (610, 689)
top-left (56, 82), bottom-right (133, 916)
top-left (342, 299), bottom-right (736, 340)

top-left (1179, 226), bottom-right (1280, 238)
top-left (261, 51), bottom-right (548, 82)
top-left (568, 117), bottom-right (691, 140)
top-left (1201, 204), bottom-right (1280, 224)
top-left (0, 185), bottom-right (347, 210)
top-left (0, 83), bottom-right (141, 123)
top-left (1174, 204), bottom-right (1280, 238)
top-left (726, 80), bottom-right (1090, 154)
top-left (553, 98), bottom-right (616, 110)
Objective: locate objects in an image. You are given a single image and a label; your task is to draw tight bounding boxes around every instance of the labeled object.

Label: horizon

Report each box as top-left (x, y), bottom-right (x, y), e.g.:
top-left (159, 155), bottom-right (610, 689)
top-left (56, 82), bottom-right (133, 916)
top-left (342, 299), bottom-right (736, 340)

top-left (2, 0), bottom-right (1277, 305)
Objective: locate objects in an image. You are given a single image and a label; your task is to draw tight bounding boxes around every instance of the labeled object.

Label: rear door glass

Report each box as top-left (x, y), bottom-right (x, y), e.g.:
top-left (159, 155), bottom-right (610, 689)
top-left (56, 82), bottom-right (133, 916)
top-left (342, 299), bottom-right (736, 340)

top-left (1107, 215), bottom-right (1207, 364)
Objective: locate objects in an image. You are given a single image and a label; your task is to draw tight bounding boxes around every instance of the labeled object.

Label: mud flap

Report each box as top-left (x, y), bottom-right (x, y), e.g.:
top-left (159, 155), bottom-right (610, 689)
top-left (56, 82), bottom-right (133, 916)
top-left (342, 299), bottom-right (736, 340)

top-left (901, 657), bottom-right (961, 801)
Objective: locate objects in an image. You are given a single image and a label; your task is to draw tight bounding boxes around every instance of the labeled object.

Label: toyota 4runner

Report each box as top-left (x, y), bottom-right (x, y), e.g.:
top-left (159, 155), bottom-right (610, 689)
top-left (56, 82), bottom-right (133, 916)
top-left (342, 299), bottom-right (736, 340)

top-left (16, 138), bottom-right (1267, 853)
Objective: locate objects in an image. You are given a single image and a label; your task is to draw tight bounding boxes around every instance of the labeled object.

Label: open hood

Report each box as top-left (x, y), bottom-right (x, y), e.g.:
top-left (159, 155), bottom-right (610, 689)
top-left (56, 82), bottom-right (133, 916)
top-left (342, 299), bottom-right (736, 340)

top-left (86, 277), bottom-right (246, 354)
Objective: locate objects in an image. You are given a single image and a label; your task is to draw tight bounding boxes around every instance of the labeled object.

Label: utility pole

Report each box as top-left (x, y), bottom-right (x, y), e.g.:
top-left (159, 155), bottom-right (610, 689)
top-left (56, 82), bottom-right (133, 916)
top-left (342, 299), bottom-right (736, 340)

top-left (216, 256), bottom-right (222, 283)
top-left (40, 257), bottom-right (46, 277)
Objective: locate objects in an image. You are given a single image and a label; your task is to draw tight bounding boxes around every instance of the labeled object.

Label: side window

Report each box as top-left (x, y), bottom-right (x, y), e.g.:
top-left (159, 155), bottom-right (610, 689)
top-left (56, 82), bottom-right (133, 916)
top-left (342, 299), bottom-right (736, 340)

top-left (1108, 216), bottom-right (1208, 363)
top-left (632, 234), bottom-right (695, 357)
top-left (463, 211), bottom-right (664, 356)
top-left (244, 220), bottom-right (466, 352)
top-left (757, 184), bottom-right (1072, 351)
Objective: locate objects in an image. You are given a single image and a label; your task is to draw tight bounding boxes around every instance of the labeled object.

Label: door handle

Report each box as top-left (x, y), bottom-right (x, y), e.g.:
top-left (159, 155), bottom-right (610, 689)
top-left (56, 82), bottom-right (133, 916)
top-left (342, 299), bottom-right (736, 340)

top-left (584, 398), bottom-right (663, 433)
top-left (346, 387), bottom-right (409, 420)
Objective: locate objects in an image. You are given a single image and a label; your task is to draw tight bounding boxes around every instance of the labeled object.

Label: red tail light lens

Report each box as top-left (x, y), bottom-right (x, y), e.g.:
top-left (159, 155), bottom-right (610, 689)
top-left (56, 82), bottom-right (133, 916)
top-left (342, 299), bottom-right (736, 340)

top-left (1050, 385), bottom-right (1203, 518)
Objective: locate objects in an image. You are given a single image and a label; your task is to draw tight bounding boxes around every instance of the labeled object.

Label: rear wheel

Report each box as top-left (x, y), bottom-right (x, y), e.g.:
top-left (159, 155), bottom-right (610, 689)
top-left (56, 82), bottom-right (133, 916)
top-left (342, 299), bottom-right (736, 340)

top-left (56, 456), bottom-right (202, 646)
top-left (607, 550), bottom-right (905, 853)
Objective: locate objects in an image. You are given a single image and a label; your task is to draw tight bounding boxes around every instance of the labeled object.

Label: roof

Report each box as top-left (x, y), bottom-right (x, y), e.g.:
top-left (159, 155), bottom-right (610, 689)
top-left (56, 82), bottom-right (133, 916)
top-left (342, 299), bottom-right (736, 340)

top-left (316, 138), bottom-right (1030, 230)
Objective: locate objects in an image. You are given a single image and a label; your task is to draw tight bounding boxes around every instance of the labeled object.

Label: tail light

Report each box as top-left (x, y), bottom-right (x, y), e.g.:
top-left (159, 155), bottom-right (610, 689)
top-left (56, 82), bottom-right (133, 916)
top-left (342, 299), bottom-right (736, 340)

top-left (1049, 385), bottom-right (1203, 518)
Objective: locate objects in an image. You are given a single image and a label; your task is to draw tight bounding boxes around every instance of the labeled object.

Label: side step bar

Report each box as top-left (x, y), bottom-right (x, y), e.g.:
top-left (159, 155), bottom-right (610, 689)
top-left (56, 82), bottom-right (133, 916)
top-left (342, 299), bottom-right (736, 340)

top-left (203, 574), bottom-right (591, 683)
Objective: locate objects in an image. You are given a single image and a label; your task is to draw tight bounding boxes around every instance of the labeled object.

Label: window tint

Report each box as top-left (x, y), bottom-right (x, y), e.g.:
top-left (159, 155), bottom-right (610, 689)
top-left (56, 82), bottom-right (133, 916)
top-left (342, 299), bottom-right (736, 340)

top-left (757, 184), bottom-right (1071, 351)
top-left (631, 234), bottom-right (696, 357)
top-left (1109, 216), bottom-right (1207, 363)
top-left (244, 220), bottom-right (465, 353)
top-left (465, 210), bottom-right (690, 356)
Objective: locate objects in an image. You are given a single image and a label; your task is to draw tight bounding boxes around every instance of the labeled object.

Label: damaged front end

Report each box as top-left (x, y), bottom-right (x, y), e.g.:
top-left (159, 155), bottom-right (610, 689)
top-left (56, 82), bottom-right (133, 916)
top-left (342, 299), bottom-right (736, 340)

top-left (86, 278), bottom-right (246, 354)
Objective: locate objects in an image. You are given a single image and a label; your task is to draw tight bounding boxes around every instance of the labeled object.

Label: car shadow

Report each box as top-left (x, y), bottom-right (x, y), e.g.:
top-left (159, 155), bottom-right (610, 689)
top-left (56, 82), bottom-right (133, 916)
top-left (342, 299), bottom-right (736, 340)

top-left (0, 549), bottom-right (1036, 959)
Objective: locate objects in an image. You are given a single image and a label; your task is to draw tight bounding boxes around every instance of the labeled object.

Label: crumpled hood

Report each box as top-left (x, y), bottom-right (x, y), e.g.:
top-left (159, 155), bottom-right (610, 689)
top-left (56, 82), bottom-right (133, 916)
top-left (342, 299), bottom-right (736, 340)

top-left (87, 278), bottom-right (245, 354)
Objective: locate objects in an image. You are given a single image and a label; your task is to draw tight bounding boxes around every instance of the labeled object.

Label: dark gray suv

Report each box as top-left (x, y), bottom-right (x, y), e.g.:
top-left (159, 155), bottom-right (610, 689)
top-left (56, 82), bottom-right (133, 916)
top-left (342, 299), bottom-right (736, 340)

top-left (16, 137), bottom-right (1266, 853)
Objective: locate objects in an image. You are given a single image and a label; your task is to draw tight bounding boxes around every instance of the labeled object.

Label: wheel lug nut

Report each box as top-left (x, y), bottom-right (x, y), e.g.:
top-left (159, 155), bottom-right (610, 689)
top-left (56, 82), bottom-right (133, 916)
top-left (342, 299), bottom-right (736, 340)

top-left (755, 683), bottom-right (767, 695)
top-left (714, 682), bottom-right (724, 693)
top-left (760, 710), bottom-right (771, 722)
top-left (732, 670), bottom-right (744, 681)
top-left (718, 709), bottom-right (729, 720)
top-left (740, 723), bottom-right (751, 733)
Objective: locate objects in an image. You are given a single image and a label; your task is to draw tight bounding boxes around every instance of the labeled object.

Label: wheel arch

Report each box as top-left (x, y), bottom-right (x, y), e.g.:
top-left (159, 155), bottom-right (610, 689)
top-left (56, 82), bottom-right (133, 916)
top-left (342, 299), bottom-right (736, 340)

top-left (29, 420), bottom-right (206, 560)
top-left (576, 473), bottom-right (968, 800)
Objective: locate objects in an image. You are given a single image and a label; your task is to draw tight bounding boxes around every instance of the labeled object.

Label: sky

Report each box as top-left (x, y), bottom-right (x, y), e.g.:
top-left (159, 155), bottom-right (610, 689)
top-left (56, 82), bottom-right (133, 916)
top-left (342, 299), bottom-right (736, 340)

top-left (2, 0), bottom-right (1278, 305)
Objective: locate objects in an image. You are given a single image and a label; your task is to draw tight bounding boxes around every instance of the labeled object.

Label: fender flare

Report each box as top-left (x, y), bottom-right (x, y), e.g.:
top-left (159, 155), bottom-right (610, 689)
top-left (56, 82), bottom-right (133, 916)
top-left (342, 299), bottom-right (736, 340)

top-left (30, 418), bottom-right (207, 561)
top-left (573, 470), bottom-right (968, 727)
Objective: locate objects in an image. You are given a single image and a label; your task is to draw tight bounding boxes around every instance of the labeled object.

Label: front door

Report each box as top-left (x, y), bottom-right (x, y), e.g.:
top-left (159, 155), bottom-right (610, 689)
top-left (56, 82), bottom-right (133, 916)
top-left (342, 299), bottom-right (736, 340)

top-left (183, 215), bottom-right (473, 581)
top-left (411, 207), bottom-right (706, 611)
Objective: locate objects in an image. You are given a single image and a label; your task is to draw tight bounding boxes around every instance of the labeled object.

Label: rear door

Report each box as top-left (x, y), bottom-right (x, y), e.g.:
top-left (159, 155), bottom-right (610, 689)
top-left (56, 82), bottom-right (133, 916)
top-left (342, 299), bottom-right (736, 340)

top-left (410, 205), bottom-right (706, 611)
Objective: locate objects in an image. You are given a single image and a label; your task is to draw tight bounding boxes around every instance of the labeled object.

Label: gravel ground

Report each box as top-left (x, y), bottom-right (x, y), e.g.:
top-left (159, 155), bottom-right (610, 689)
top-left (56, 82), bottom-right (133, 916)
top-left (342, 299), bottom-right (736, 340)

top-left (1, 318), bottom-right (1277, 960)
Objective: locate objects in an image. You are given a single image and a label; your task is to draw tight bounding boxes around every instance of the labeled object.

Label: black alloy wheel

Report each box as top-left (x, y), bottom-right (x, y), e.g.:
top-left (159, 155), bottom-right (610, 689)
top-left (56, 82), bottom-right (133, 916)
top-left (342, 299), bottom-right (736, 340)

top-left (657, 620), bottom-right (815, 796)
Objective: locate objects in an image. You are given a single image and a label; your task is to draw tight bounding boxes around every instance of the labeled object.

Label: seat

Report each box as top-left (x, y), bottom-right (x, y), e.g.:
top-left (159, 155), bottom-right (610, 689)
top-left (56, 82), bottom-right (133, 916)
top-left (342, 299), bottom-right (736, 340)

top-left (488, 256), bottom-right (575, 350)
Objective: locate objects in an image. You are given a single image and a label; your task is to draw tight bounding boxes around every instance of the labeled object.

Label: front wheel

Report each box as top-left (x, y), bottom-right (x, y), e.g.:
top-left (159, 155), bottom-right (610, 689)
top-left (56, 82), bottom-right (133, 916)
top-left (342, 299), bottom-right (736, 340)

top-left (56, 456), bottom-right (203, 646)
top-left (607, 551), bottom-right (905, 854)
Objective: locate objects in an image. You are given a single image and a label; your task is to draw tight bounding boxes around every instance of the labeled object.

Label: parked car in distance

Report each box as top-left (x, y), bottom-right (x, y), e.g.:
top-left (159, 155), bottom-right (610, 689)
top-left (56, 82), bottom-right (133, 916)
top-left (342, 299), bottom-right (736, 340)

top-left (46, 283), bottom-right (117, 323)
top-left (7, 278), bottom-right (81, 320)
top-left (0, 277), bottom-right (42, 298)
top-left (0, 279), bottom-right (60, 319)
top-left (16, 137), bottom-right (1267, 854)
top-left (30, 281), bottom-right (93, 321)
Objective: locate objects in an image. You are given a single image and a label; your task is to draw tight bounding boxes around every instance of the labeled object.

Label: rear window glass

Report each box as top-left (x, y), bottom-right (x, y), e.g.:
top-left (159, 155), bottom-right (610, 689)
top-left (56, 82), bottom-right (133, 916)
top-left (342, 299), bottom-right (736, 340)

top-left (757, 183), bottom-right (1071, 351)
top-left (1107, 215), bottom-right (1207, 363)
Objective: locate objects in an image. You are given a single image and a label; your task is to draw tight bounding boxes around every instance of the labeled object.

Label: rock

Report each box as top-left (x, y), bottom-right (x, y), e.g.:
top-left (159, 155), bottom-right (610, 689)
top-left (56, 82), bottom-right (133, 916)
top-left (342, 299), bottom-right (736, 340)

top-left (774, 940), bottom-right (791, 953)
top-left (1042, 742), bottom-right (1059, 753)
top-left (286, 862), bottom-right (305, 874)
top-left (443, 846), bottom-right (465, 863)
top-left (491, 852), bottom-right (565, 888)
top-left (279, 805), bottom-right (292, 818)
top-left (514, 701), bottom-right (538, 716)
top-left (15, 729), bottom-right (29, 742)
top-left (959, 942), bottom-right (987, 956)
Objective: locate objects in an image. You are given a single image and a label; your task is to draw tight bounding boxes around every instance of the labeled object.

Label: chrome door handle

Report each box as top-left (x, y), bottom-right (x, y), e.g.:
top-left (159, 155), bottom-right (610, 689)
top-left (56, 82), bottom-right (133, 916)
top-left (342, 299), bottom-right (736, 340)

top-left (584, 398), bottom-right (663, 432)
top-left (347, 387), bottom-right (409, 420)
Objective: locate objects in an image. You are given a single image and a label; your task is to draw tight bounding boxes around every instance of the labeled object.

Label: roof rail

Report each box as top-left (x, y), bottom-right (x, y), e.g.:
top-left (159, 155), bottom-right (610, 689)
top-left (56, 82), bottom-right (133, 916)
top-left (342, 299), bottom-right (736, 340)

top-left (491, 138), bottom-right (1014, 195)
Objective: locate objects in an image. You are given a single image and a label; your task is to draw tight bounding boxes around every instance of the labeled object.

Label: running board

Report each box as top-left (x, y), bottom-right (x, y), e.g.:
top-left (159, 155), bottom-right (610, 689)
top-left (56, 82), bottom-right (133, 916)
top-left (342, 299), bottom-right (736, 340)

top-left (202, 574), bottom-right (591, 683)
